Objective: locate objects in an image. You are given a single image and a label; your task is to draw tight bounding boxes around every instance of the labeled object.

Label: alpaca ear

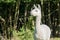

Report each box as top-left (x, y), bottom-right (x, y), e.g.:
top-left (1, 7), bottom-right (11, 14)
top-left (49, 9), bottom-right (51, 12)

top-left (34, 4), bottom-right (37, 8)
top-left (38, 4), bottom-right (41, 9)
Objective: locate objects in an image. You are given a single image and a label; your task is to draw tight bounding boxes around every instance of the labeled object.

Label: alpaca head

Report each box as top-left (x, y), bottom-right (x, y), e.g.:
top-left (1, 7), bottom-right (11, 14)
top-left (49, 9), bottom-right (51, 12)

top-left (30, 4), bottom-right (41, 17)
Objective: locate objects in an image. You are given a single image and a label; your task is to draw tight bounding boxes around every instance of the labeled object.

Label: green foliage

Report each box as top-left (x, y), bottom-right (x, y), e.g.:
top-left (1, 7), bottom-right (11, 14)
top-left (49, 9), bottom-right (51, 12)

top-left (13, 26), bottom-right (34, 40)
top-left (0, 0), bottom-right (16, 3)
top-left (21, 0), bottom-right (32, 2)
top-left (26, 16), bottom-right (34, 29)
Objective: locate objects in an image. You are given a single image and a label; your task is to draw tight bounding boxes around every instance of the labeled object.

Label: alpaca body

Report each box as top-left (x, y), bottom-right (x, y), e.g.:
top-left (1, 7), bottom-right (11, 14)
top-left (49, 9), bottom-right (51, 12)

top-left (34, 16), bottom-right (51, 40)
top-left (34, 24), bottom-right (51, 40)
top-left (30, 4), bottom-right (51, 40)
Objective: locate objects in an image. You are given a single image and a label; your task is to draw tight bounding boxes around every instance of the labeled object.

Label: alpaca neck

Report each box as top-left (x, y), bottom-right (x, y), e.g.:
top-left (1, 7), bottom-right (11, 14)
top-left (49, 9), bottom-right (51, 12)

top-left (36, 16), bottom-right (41, 28)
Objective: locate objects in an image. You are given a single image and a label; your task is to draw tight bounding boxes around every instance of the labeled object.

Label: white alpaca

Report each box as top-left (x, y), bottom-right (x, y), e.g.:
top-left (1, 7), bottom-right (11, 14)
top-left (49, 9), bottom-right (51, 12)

top-left (30, 4), bottom-right (51, 40)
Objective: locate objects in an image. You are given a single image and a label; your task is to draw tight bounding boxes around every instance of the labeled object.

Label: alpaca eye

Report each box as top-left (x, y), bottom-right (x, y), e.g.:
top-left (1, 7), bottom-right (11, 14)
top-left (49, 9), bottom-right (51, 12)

top-left (32, 7), bottom-right (35, 9)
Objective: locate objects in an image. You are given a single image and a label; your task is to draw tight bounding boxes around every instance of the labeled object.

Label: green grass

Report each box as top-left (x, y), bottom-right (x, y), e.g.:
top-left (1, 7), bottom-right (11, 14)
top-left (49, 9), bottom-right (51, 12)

top-left (51, 37), bottom-right (60, 40)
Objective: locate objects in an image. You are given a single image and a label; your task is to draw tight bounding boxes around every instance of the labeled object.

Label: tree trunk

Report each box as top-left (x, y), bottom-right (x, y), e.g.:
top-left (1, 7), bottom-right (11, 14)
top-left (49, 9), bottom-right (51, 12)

top-left (13, 0), bottom-right (20, 30)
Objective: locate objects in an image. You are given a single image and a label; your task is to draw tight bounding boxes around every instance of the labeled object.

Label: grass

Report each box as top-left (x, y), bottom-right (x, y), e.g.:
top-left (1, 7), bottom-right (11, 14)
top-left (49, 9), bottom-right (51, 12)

top-left (51, 37), bottom-right (60, 40)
